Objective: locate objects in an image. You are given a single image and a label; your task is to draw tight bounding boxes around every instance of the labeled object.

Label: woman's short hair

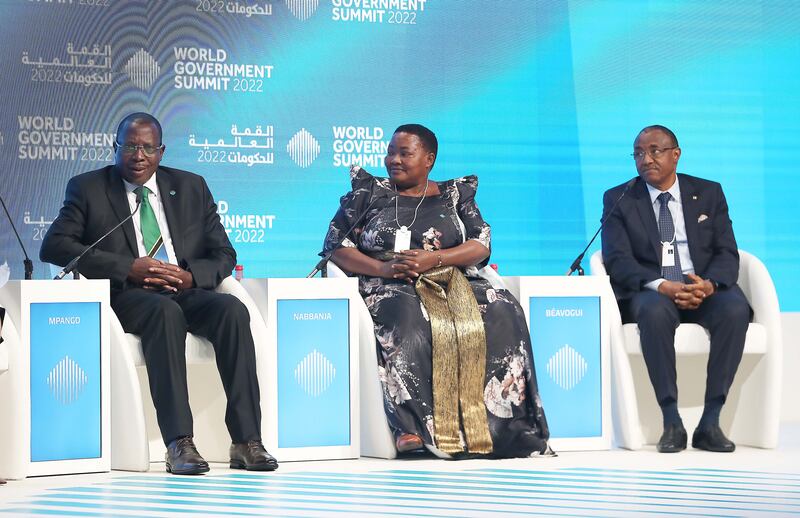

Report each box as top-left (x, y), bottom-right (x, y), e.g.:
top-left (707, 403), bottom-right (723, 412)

top-left (394, 124), bottom-right (438, 158)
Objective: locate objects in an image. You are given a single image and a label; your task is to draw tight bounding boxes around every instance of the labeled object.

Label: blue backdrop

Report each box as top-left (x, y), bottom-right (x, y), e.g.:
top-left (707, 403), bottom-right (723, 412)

top-left (1, 0), bottom-right (798, 309)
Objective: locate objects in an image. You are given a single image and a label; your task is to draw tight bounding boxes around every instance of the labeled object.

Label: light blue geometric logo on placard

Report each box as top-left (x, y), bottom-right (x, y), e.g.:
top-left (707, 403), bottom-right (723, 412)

top-left (294, 349), bottom-right (336, 397)
top-left (46, 355), bottom-right (88, 405)
top-left (546, 344), bottom-right (588, 391)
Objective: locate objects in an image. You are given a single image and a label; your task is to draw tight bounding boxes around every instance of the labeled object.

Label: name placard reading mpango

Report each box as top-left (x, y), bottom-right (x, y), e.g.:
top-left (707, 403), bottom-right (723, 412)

top-left (530, 296), bottom-right (601, 438)
top-left (277, 298), bottom-right (350, 448)
top-left (30, 302), bottom-right (101, 462)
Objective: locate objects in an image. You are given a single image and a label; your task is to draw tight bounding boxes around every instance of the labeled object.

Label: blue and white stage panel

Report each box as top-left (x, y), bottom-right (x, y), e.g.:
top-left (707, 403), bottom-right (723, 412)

top-left (530, 296), bottom-right (601, 440)
top-left (240, 277), bottom-right (360, 461)
top-left (277, 298), bottom-right (351, 449)
top-left (2, 467), bottom-right (799, 517)
top-left (30, 302), bottom-right (102, 463)
top-left (507, 275), bottom-right (613, 450)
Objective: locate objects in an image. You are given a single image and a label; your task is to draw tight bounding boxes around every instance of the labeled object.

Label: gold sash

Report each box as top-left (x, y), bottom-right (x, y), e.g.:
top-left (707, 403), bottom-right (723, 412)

top-left (415, 266), bottom-right (493, 455)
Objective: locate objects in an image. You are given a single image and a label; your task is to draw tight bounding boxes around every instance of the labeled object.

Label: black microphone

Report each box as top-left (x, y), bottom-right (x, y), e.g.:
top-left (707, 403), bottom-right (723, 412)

top-left (0, 193), bottom-right (34, 280)
top-left (566, 176), bottom-right (638, 276)
top-left (53, 190), bottom-right (144, 280)
top-left (307, 192), bottom-right (388, 278)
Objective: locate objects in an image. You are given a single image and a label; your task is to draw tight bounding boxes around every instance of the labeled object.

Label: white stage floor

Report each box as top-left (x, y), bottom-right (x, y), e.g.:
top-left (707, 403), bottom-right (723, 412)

top-left (2, 424), bottom-right (799, 517)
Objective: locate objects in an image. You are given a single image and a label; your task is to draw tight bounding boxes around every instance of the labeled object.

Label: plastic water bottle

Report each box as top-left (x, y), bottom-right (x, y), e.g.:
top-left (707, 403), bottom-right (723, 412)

top-left (234, 264), bottom-right (244, 281)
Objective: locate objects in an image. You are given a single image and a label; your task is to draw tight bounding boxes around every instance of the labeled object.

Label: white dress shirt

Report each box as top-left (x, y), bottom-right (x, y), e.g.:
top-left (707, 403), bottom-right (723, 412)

top-left (644, 175), bottom-right (695, 291)
top-left (123, 173), bottom-right (178, 264)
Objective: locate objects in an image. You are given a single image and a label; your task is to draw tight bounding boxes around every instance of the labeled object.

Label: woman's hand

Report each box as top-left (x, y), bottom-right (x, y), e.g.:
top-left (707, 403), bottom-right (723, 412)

top-left (390, 249), bottom-right (442, 282)
top-left (376, 254), bottom-right (418, 283)
top-left (377, 256), bottom-right (408, 281)
top-left (332, 247), bottom-right (432, 282)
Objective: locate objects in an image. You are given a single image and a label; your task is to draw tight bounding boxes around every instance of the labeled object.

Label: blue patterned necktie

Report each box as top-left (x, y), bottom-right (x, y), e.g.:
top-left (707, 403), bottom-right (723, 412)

top-left (657, 192), bottom-right (683, 281)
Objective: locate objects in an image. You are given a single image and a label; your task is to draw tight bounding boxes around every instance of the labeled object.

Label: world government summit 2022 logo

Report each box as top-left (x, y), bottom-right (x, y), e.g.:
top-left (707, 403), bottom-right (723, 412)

top-left (287, 128), bottom-right (320, 168)
top-left (286, 0), bottom-right (319, 20)
top-left (124, 48), bottom-right (160, 90)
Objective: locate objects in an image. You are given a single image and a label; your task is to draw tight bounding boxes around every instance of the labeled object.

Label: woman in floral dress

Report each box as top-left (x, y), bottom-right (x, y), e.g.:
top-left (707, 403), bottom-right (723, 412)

top-left (323, 124), bottom-right (552, 458)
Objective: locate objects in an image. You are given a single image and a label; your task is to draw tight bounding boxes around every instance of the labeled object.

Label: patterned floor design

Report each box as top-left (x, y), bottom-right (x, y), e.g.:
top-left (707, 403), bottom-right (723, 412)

top-left (2, 466), bottom-right (799, 517)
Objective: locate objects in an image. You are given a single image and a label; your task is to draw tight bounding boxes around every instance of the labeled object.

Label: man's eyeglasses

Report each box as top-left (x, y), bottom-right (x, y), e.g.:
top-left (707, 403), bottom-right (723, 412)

top-left (631, 147), bottom-right (677, 160)
top-left (115, 142), bottom-right (164, 156)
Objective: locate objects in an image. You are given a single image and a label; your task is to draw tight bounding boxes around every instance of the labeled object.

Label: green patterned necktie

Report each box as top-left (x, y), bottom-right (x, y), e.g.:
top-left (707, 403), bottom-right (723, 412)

top-left (135, 186), bottom-right (161, 255)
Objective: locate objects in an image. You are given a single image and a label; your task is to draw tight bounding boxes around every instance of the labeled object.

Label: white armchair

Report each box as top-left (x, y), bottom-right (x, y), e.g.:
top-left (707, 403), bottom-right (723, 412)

top-left (111, 276), bottom-right (270, 470)
top-left (0, 316), bottom-right (8, 373)
top-left (590, 249), bottom-right (782, 449)
top-left (0, 314), bottom-right (25, 480)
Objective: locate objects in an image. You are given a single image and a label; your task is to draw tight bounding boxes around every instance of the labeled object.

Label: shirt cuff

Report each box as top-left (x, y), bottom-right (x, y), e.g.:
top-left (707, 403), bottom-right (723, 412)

top-left (644, 278), bottom-right (667, 292)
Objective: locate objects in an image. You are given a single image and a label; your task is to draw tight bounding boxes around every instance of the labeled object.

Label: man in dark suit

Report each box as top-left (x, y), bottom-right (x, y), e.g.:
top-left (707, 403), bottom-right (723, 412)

top-left (601, 125), bottom-right (751, 453)
top-left (40, 113), bottom-right (277, 474)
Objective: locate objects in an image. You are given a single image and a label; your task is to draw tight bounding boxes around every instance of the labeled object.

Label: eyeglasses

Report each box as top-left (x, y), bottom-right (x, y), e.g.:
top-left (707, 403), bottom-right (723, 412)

top-left (115, 142), bottom-right (164, 156)
top-left (631, 147), bottom-right (677, 160)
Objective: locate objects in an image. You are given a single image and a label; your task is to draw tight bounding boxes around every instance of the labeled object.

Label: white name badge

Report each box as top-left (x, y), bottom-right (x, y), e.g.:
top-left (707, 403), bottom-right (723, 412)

top-left (394, 226), bottom-right (411, 252)
top-left (661, 241), bottom-right (676, 267)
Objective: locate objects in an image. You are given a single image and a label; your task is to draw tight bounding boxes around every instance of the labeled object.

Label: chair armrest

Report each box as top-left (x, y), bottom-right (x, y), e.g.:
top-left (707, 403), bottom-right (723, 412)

top-left (325, 261), bottom-right (348, 278)
top-left (215, 275), bottom-right (269, 351)
top-left (0, 319), bottom-right (13, 373)
top-left (589, 250), bottom-right (607, 276)
top-left (736, 250), bottom-right (781, 326)
top-left (478, 266), bottom-right (507, 290)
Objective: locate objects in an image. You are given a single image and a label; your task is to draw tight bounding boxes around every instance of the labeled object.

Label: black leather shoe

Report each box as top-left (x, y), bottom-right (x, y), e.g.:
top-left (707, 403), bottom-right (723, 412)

top-left (657, 423), bottom-right (687, 453)
top-left (230, 440), bottom-right (279, 471)
top-left (692, 424), bottom-right (736, 452)
top-left (165, 436), bottom-right (210, 475)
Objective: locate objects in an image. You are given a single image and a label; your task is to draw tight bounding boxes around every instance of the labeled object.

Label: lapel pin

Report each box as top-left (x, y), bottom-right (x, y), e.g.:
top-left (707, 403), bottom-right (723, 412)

top-left (692, 195), bottom-right (698, 200)
top-left (169, 190), bottom-right (176, 196)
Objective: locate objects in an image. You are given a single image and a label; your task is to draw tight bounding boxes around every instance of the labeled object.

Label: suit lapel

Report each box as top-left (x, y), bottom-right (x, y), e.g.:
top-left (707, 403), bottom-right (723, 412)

top-left (632, 180), bottom-right (662, 259)
top-left (107, 167), bottom-right (139, 257)
top-left (157, 168), bottom-right (183, 261)
top-left (678, 174), bottom-right (701, 264)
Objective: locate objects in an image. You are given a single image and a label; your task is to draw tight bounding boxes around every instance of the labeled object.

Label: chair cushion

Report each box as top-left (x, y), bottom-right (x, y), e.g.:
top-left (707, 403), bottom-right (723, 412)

top-left (623, 322), bottom-right (767, 355)
top-left (127, 333), bottom-right (217, 367)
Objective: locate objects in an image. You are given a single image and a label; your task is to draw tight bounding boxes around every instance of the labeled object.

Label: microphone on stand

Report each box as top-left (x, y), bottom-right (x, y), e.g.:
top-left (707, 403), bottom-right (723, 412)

top-left (53, 190), bottom-right (144, 280)
top-left (307, 192), bottom-right (388, 278)
top-left (0, 193), bottom-right (34, 280)
top-left (566, 176), bottom-right (638, 276)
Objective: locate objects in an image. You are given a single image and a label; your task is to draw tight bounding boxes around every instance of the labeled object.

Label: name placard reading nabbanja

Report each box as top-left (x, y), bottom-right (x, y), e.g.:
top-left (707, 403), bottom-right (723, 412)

top-left (277, 298), bottom-right (351, 449)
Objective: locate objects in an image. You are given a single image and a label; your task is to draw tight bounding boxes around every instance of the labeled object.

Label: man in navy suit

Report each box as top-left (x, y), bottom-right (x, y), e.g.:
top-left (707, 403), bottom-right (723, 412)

top-left (601, 125), bottom-right (751, 453)
top-left (41, 113), bottom-right (277, 474)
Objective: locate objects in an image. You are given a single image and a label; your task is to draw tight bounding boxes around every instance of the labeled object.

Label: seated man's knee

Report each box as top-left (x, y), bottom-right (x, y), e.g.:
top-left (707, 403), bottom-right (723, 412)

top-left (151, 297), bottom-right (187, 328)
top-left (217, 295), bottom-right (250, 325)
top-left (635, 295), bottom-right (678, 327)
top-left (716, 293), bottom-right (751, 323)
